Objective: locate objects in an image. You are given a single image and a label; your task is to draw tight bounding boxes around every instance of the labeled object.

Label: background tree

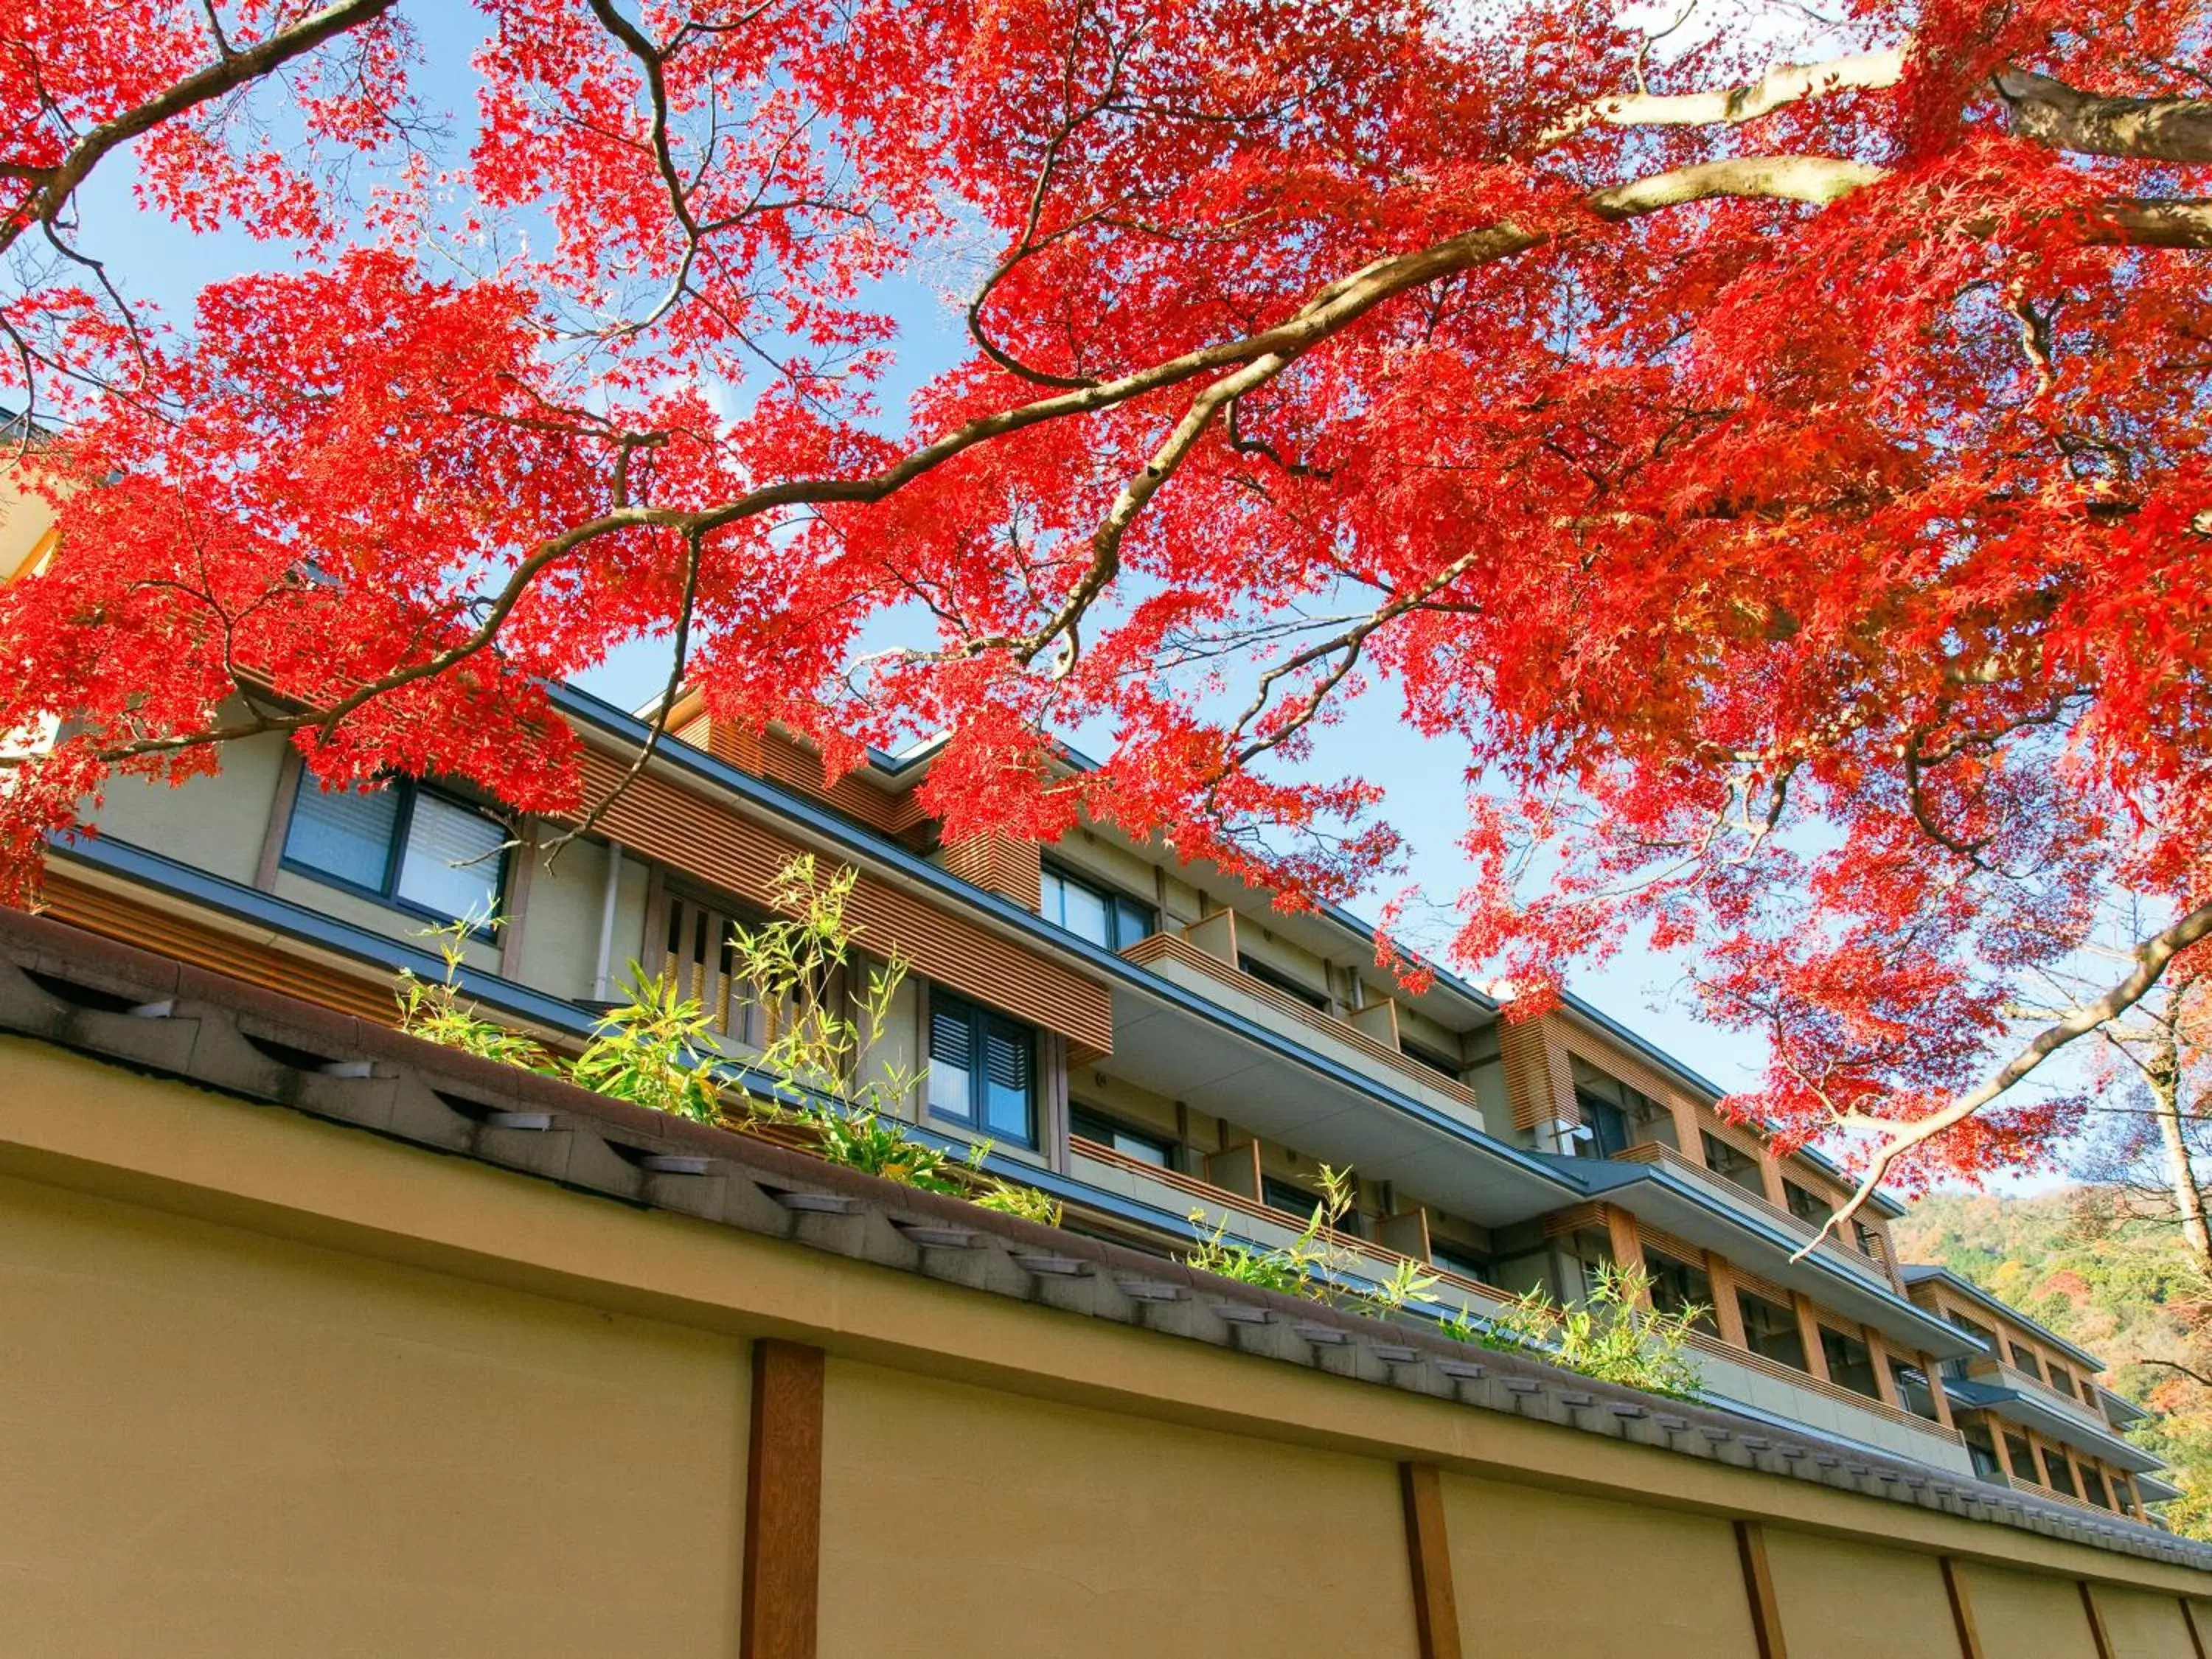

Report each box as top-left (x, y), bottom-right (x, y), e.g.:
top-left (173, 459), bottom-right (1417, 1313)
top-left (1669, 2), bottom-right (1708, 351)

top-left (7, 0), bottom-right (2212, 1220)
top-left (2055, 907), bottom-right (2212, 1276)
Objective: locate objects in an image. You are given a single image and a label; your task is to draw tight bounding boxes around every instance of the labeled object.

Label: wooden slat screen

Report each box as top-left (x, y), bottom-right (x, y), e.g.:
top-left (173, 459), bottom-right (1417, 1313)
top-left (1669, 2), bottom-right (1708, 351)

top-left (577, 748), bottom-right (1112, 1054)
top-left (37, 876), bottom-right (401, 1026)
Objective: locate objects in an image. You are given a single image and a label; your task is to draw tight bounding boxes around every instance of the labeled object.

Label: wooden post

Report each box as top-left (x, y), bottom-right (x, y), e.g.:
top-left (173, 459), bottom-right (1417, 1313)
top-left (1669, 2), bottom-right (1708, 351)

top-left (1924, 1354), bottom-right (1958, 1429)
top-left (1604, 1206), bottom-right (1649, 1294)
top-left (1399, 1462), bottom-right (1463, 1659)
top-left (1706, 1255), bottom-right (1751, 1349)
top-left (2181, 1596), bottom-right (2209, 1659)
top-left (1791, 1293), bottom-right (1833, 1384)
top-left (742, 1339), bottom-right (825, 1659)
top-left (1863, 1326), bottom-right (1903, 1409)
top-left (2080, 1582), bottom-right (2117, 1659)
top-left (1941, 1559), bottom-right (1984, 1659)
top-left (1735, 1520), bottom-right (1788, 1659)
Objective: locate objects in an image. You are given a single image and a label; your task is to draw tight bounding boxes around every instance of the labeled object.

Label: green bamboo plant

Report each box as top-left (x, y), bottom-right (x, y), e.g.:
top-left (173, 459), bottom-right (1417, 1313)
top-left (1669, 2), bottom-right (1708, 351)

top-left (1441, 1262), bottom-right (1708, 1400)
top-left (394, 855), bottom-right (1062, 1225)
top-left (393, 913), bottom-right (557, 1074)
top-left (1185, 1164), bottom-right (1439, 1314)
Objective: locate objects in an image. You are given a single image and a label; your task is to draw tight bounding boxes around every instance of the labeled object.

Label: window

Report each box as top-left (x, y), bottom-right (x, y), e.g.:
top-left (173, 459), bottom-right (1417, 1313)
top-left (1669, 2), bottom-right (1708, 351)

top-left (2008, 1342), bottom-right (2044, 1380)
top-left (1644, 1249), bottom-right (1717, 1334)
top-left (1851, 1219), bottom-right (1883, 1260)
top-left (1404, 1040), bottom-right (1464, 1082)
top-left (1237, 952), bottom-right (1330, 1010)
top-left (2048, 1362), bottom-right (2077, 1399)
top-left (1572, 1062), bottom-right (1671, 1154)
top-left (1819, 1326), bottom-right (1882, 1400)
top-left (2005, 1433), bottom-right (2038, 1483)
top-left (1070, 1105), bottom-right (1175, 1168)
top-left (1784, 1180), bottom-right (1834, 1228)
top-left (1557, 1228), bottom-right (1615, 1301)
top-left (1428, 1244), bottom-right (1492, 1284)
top-left (1737, 1290), bottom-right (1807, 1371)
top-left (1578, 1093), bottom-right (1632, 1158)
top-left (1700, 1130), bottom-right (1765, 1195)
top-left (1946, 1313), bottom-right (1999, 1366)
top-left (1889, 1358), bottom-right (1942, 1422)
top-left (926, 990), bottom-right (1037, 1145)
top-left (2042, 1448), bottom-right (2078, 1498)
top-left (2081, 1467), bottom-right (2112, 1509)
top-left (284, 777), bottom-right (507, 928)
top-left (1964, 1427), bottom-right (2003, 1481)
top-left (1040, 865), bottom-right (1155, 952)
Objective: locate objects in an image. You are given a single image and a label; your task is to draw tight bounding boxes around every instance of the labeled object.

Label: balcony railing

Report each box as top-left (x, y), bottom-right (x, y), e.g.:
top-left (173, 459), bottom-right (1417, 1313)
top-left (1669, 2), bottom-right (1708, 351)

top-left (1068, 1133), bottom-right (1512, 1314)
top-left (1121, 931), bottom-right (1489, 1121)
top-left (1610, 1141), bottom-right (1894, 1287)
top-left (1964, 1357), bottom-right (2129, 1441)
top-left (1680, 1329), bottom-right (1964, 1445)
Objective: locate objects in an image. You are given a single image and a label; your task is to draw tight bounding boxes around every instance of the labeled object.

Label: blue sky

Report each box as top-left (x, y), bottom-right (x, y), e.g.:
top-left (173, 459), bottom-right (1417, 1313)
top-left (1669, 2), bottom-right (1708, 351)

top-left (65, 11), bottom-right (1775, 1096)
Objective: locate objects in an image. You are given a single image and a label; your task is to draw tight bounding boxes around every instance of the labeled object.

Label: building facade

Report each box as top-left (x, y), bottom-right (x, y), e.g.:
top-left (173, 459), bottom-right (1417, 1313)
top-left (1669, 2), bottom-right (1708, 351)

top-left (32, 682), bottom-right (2183, 1524)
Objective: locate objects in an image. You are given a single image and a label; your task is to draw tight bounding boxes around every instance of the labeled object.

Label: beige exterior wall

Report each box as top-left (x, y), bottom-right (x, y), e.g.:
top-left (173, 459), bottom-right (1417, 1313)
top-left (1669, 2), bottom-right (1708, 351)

top-left (1442, 1472), bottom-right (1759, 1656)
top-left (1, 1032), bottom-right (2205, 1656)
top-left (512, 832), bottom-right (647, 1004)
top-left (83, 728), bottom-right (291, 888)
top-left (0, 1166), bottom-right (748, 1657)
top-left (2098, 1584), bottom-right (2202, 1658)
top-left (1957, 1561), bottom-right (2104, 1658)
top-left (820, 1360), bottom-right (1416, 1658)
top-left (1761, 1530), bottom-right (1957, 1659)
top-left (0, 460), bottom-right (59, 582)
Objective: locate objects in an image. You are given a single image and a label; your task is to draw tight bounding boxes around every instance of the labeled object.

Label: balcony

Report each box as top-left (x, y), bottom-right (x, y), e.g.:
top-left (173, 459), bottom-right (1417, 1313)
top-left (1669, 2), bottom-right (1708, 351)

top-left (1680, 1329), bottom-right (1966, 1451)
top-left (1609, 1142), bottom-right (1895, 1287)
top-left (1121, 928), bottom-right (1489, 1131)
top-left (1067, 1134), bottom-right (1513, 1317)
top-left (1943, 1363), bottom-right (2166, 1475)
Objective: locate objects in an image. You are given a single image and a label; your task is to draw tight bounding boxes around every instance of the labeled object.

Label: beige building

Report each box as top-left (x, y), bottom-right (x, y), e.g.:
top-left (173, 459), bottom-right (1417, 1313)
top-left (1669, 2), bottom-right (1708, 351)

top-left (0, 667), bottom-right (2205, 1653)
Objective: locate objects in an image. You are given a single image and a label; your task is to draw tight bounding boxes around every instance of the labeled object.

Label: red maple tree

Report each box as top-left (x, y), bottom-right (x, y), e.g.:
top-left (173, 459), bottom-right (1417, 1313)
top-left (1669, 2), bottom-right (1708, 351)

top-left (5, 0), bottom-right (2211, 1224)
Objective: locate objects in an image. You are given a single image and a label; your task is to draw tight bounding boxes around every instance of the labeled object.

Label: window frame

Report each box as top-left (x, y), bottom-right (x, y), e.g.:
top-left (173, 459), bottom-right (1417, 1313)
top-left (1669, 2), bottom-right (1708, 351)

top-left (1068, 1103), bottom-right (1176, 1169)
top-left (1736, 1288), bottom-right (1809, 1371)
top-left (1039, 861), bottom-right (1156, 953)
top-left (1236, 950), bottom-right (1332, 1010)
top-left (925, 988), bottom-right (1040, 1148)
top-left (1644, 1248), bottom-right (1718, 1334)
top-left (1888, 1357), bottom-right (1943, 1422)
top-left (1783, 1179), bottom-right (1834, 1228)
top-left (1262, 1174), bottom-right (1360, 1237)
top-left (1818, 1324), bottom-right (1882, 1401)
top-left (1700, 1128), bottom-right (1765, 1194)
top-left (281, 774), bottom-right (509, 935)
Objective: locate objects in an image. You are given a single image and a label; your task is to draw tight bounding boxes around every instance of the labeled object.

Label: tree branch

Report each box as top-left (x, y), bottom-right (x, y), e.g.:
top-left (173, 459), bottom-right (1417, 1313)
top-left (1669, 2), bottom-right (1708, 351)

top-left (1540, 49), bottom-right (1906, 147)
top-left (1, 0), bottom-right (399, 260)
top-left (1995, 69), bottom-right (2212, 164)
top-left (1806, 897), bottom-right (2212, 1254)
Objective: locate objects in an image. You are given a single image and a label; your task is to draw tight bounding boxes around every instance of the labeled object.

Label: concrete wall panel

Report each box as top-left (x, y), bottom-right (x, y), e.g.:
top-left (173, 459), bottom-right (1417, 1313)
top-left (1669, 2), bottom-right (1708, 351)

top-left (1440, 1471), bottom-right (1761, 1658)
top-left (1959, 1561), bottom-right (2102, 1659)
top-left (0, 1171), bottom-right (748, 1658)
top-left (1762, 1529), bottom-right (1955, 1659)
top-left (819, 1359), bottom-right (1418, 1659)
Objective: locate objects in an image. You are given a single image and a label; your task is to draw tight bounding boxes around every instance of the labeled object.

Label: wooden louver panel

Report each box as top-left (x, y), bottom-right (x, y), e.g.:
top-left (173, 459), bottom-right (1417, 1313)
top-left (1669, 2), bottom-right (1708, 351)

top-left (578, 747), bottom-right (1112, 1054)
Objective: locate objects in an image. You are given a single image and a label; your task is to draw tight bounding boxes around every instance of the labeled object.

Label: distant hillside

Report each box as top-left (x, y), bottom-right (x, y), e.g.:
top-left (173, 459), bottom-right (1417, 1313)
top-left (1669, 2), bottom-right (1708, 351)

top-left (1892, 1188), bottom-right (2211, 1536)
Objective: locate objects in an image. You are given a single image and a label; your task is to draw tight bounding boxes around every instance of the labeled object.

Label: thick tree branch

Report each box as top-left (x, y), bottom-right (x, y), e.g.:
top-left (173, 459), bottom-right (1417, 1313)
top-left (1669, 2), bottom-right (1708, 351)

top-left (1540, 49), bottom-right (1906, 147)
top-left (1808, 897), bottom-right (2212, 1253)
top-left (0, 0), bottom-right (399, 260)
top-left (1995, 69), bottom-right (2212, 163)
